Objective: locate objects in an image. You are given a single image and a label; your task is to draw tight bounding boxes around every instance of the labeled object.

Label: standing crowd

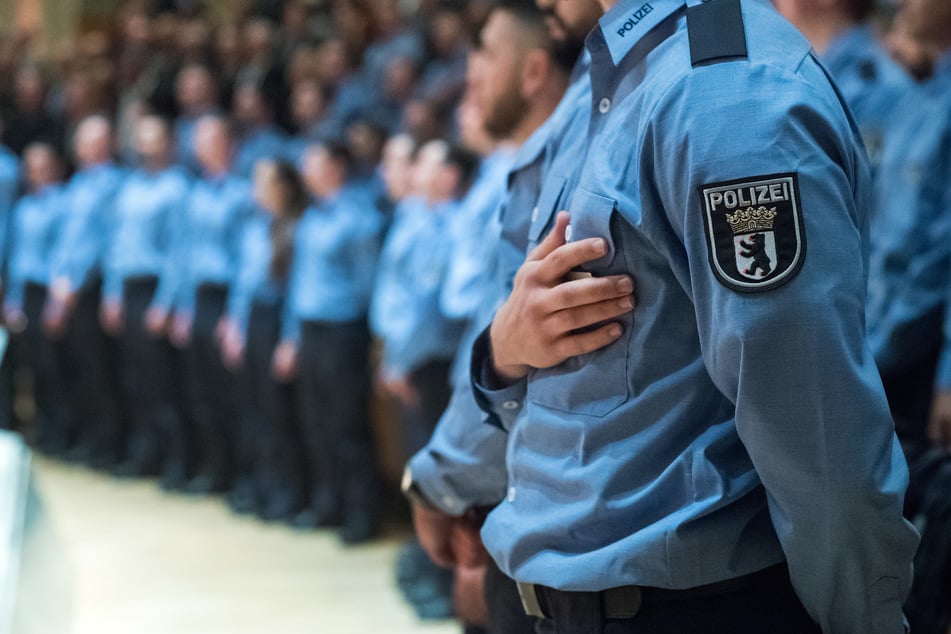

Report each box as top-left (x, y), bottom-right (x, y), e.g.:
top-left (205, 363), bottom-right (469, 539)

top-left (0, 0), bottom-right (950, 632)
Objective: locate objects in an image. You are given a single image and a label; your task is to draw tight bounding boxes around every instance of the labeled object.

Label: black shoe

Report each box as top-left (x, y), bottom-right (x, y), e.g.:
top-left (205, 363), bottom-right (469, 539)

top-left (338, 520), bottom-right (379, 545)
top-left (184, 473), bottom-right (227, 495)
top-left (258, 497), bottom-right (302, 523)
top-left (226, 489), bottom-right (258, 515)
top-left (113, 457), bottom-right (161, 478)
top-left (159, 462), bottom-right (190, 492)
top-left (290, 508), bottom-right (342, 530)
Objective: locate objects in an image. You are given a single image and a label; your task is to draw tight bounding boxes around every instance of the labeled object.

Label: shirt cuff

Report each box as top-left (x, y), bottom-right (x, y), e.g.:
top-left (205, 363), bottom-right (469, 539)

top-left (406, 453), bottom-right (469, 517)
top-left (470, 325), bottom-right (527, 432)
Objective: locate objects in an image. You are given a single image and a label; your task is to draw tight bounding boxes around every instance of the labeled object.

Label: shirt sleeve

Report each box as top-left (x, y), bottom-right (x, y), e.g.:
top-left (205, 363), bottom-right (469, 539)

top-left (645, 61), bottom-right (918, 634)
top-left (409, 379), bottom-right (509, 515)
top-left (151, 182), bottom-right (190, 312)
top-left (928, 164), bottom-right (951, 390)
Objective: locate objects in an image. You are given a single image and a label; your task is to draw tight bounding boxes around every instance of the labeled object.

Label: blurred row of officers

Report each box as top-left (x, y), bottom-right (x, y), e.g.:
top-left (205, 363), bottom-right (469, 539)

top-left (0, 109), bottom-right (496, 545)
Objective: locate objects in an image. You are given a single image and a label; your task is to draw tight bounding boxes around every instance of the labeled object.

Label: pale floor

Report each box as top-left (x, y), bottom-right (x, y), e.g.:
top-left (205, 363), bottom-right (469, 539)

top-left (26, 456), bottom-right (460, 634)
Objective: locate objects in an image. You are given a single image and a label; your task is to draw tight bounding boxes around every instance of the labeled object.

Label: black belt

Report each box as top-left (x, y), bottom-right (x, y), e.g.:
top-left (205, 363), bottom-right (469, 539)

top-left (517, 564), bottom-right (784, 620)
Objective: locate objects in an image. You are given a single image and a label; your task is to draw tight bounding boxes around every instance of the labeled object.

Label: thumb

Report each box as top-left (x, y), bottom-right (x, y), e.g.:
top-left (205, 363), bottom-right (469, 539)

top-left (526, 211), bottom-right (570, 263)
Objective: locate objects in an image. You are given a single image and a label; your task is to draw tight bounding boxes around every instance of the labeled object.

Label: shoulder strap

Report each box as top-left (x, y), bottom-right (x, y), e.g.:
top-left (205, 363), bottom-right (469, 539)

top-left (686, 0), bottom-right (748, 68)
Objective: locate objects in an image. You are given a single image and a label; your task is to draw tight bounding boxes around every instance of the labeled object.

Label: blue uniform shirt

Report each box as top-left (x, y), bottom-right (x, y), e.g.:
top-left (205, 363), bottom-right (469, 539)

top-left (408, 56), bottom-right (594, 515)
top-left (104, 166), bottom-right (191, 309)
top-left (283, 186), bottom-right (383, 341)
top-left (5, 185), bottom-right (65, 307)
top-left (0, 146), bottom-right (19, 280)
top-left (233, 126), bottom-right (288, 180)
top-left (821, 26), bottom-right (912, 172)
top-left (371, 197), bottom-right (463, 377)
top-left (52, 162), bottom-right (126, 292)
top-left (867, 51), bottom-right (951, 386)
top-left (174, 174), bottom-right (254, 313)
top-left (473, 2), bottom-right (917, 632)
top-left (227, 210), bottom-right (289, 337)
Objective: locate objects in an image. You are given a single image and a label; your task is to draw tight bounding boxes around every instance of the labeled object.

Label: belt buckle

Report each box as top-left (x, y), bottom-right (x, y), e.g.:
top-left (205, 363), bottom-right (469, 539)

top-left (516, 581), bottom-right (547, 619)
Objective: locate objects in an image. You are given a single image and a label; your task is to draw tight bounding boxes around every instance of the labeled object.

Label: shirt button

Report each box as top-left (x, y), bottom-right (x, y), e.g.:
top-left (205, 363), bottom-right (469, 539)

top-left (599, 97), bottom-right (612, 114)
top-left (502, 400), bottom-right (520, 410)
top-left (564, 224), bottom-right (574, 242)
top-left (531, 206), bottom-right (539, 222)
top-left (442, 495), bottom-right (455, 508)
top-left (508, 487), bottom-right (516, 502)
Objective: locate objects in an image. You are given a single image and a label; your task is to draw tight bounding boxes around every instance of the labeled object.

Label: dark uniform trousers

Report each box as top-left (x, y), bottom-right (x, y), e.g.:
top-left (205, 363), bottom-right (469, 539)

top-left (401, 358), bottom-right (454, 459)
top-left (63, 279), bottom-right (126, 465)
top-left (181, 283), bottom-right (237, 490)
top-left (484, 557), bottom-right (539, 634)
top-left (243, 299), bottom-right (306, 518)
top-left (526, 564), bottom-right (819, 634)
top-left (19, 282), bottom-right (73, 450)
top-left (120, 276), bottom-right (187, 477)
top-left (297, 319), bottom-right (379, 530)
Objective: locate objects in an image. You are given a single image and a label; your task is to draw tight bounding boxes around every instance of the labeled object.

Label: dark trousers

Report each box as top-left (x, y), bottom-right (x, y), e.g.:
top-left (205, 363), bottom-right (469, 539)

top-left (19, 283), bottom-right (73, 449)
top-left (244, 300), bottom-right (305, 516)
top-left (121, 277), bottom-right (187, 473)
top-left (297, 319), bottom-right (377, 526)
top-left (181, 284), bottom-right (236, 489)
top-left (62, 281), bottom-right (125, 462)
top-left (485, 558), bottom-right (538, 634)
top-left (401, 359), bottom-right (454, 459)
top-left (531, 564), bottom-right (819, 634)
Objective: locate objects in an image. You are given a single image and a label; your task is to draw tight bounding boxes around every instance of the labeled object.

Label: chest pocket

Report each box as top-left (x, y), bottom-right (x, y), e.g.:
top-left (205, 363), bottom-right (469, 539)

top-left (527, 188), bottom-right (631, 418)
top-left (526, 177), bottom-right (566, 249)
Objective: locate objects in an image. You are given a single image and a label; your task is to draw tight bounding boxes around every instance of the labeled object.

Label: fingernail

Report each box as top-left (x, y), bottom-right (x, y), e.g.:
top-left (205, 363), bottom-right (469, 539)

top-left (608, 324), bottom-right (622, 337)
top-left (618, 297), bottom-right (633, 310)
top-left (593, 239), bottom-right (607, 254)
top-left (618, 277), bottom-right (634, 293)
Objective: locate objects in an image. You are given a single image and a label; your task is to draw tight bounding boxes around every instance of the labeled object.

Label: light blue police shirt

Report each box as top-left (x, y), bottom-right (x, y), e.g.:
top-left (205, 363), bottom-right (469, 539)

top-left (0, 146), bottom-right (19, 279)
top-left (227, 210), bottom-right (288, 338)
top-left (473, 2), bottom-right (918, 632)
top-left (52, 162), bottom-right (126, 292)
top-left (408, 56), bottom-right (594, 515)
top-left (821, 26), bottom-right (912, 171)
top-left (867, 51), bottom-right (951, 384)
top-left (174, 174), bottom-right (254, 313)
top-left (233, 125), bottom-right (289, 180)
top-left (282, 187), bottom-right (383, 342)
top-left (5, 185), bottom-right (65, 307)
top-left (370, 197), bottom-right (463, 377)
top-left (103, 166), bottom-right (191, 308)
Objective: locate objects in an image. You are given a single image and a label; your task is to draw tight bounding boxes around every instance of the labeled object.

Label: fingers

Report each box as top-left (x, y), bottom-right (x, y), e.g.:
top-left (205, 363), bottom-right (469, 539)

top-left (551, 274), bottom-right (634, 310)
top-left (549, 295), bottom-right (634, 336)
top-left (526, 211), bottom-right (570, 263)
top-left (533, 237), bottom-right (609, 286)
top-left (551, 322), bottom-right (626, 363)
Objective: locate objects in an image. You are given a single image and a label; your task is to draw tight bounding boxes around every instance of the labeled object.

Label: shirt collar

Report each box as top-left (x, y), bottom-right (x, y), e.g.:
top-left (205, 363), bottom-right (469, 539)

top-left (599, 0), bottom-right (686, 66)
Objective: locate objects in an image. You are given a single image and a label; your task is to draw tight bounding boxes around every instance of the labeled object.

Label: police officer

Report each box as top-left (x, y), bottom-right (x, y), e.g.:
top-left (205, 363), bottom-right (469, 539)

top-left (402, 1), bottom-right (595, 630)
top-left (3, 145), bottom-right (69, 452)
top-left (221, 158), bottom-right (309, 522)
top-left (171, 114), bottom-right (254, 498)
top-left (473, 0), bottom-right (918, 631)
top-left (101, 115), bottom-right (190, 484)
top-left (231, 79), bottom-right (289, 180)
top-left (45, 115), bottom-right (126, 468)
top-left (866, 0), bottom-right (951, 450)
top-left (0, 115), bottom-right (22, 432)
top-left (773, 0), bottom-right (912, 172)
top-left (272, 140), bottom-right (384, 543)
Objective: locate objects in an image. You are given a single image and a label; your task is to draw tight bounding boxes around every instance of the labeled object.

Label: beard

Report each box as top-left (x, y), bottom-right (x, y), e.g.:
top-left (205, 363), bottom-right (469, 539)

top-left (482, 82), bottom-right (530, 139)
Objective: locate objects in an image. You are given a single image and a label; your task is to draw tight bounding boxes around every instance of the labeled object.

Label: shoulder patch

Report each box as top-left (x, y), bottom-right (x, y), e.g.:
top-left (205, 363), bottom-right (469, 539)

top-left (699, 173), bottom-right (805, 293)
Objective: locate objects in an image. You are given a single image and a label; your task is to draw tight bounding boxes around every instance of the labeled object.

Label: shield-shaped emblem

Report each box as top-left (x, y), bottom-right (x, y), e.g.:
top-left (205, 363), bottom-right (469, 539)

top-left (700, 173), bottom-right (805, 293)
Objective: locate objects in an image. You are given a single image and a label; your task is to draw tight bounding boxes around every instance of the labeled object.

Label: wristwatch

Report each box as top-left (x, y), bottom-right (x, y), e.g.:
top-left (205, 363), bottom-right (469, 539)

top-left (400, 465), bottom-right (438, 511)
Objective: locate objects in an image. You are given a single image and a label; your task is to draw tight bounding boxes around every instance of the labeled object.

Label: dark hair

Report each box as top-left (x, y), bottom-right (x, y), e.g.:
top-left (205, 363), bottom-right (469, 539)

top-left (844, 0), bottom-right (874, 21)
top-left (266, 159), bottom-right (309, 280)
top-left (445, 143), bottom-right (480, 197)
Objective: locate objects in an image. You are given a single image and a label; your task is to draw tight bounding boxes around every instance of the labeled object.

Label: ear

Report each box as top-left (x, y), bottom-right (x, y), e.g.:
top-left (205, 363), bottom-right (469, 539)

top-left (519, 49), bottom-right (550, 101)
